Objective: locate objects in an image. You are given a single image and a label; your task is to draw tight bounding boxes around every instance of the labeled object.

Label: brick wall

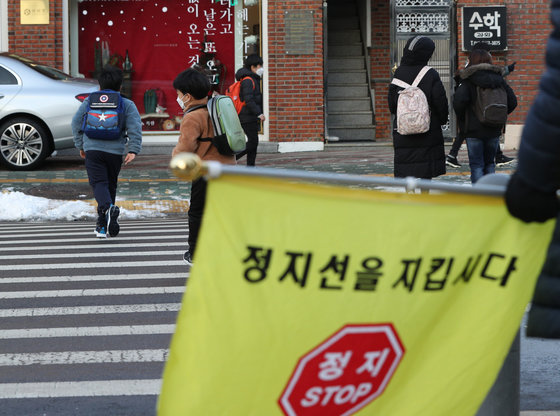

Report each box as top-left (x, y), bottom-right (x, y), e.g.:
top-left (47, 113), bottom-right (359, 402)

top-left (370, 0), bottom-right (551, 141)
top-left (457, 0), bottom-right (551, 125)
top-left (8, 0), bottom-right (64, 69)
top-left (268, 0), bottom-right (325, 142)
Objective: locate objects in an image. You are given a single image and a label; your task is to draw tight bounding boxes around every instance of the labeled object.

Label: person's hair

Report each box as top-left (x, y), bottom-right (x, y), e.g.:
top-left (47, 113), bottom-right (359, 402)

top-left (172, 68), bottom-right (211, 99)
top-left (472, 42), bottom-right (491, 52)
top-left (98, 65), bottom-right (123, 91)
top-left (468, 49), bottom-right (493, 66)
top-left (244, 54), bottom-right (263, 69)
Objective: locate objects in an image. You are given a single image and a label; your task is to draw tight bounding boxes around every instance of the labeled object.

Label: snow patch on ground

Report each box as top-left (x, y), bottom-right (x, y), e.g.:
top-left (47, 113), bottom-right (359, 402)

top-left (0, 191), bottom-right (164, 222)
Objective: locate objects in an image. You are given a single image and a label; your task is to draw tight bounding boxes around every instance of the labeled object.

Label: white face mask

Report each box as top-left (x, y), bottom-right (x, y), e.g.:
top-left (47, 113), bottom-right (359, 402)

top-left (256, 67), bottom-right (265, 77)
top-left (176, 95), bottom-right (187, 110)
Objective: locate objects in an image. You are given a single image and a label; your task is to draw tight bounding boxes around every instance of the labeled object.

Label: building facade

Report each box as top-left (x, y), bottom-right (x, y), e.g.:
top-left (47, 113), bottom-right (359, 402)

top-left (0, 0), bottom-right (552, 151)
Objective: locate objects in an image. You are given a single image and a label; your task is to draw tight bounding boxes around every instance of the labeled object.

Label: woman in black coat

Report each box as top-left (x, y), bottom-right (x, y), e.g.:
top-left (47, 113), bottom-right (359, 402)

top-left (505, 0), bottom-right (560, 338)
top-left (388, 36), bottom-right (449, 180)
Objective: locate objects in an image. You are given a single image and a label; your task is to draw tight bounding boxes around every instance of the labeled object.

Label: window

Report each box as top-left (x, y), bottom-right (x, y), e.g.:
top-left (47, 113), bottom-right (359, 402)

top-left (0, 66), bottom-right (18, 85)
top-left (76, 0), bottom-right (262, 133)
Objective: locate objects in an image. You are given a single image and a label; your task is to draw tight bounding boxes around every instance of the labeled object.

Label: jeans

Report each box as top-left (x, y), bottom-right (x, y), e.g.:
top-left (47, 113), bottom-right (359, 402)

top-left (466, 136), bottom-right (500, 184)
top-left (84, 150), bottom-right (122, 215)
top-left (450, 134), bottom-right (504, 158)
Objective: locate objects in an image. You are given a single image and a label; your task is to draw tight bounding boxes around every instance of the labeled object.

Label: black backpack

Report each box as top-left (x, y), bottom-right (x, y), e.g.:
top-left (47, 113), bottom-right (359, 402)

top-left (473, 85), bottom-right (508, 127)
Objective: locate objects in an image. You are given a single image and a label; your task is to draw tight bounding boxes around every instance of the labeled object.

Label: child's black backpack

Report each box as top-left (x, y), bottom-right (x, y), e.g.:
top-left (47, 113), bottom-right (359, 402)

top-left (82, 90), bottom-right (125, 140)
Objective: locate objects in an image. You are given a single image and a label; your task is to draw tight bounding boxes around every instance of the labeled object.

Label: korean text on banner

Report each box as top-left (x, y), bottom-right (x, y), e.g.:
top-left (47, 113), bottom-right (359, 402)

top-left (158, 175), bottom-right (554, 416)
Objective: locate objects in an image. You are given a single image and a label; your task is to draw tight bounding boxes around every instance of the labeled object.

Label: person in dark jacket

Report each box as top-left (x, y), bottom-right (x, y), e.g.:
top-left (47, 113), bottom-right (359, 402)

top-left (388, 36), bottom-right (449, 182)
top-left (446, 41), bottom-right (517, 169)
top-left (234, 54), bottom-right (264, 166)
top-left (453, 49), bottom-right (517, 183)
top-left (505, 0), bottom-right (560, 338)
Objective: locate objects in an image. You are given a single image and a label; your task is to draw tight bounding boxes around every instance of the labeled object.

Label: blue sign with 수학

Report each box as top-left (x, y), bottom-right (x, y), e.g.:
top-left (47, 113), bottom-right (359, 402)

top-left (462, 6), bottom-right (507, 51)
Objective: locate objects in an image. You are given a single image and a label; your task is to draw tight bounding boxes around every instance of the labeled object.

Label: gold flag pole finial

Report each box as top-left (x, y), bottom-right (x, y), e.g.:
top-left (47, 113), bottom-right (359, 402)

top-left (169, 153), bottom-right (207, 181)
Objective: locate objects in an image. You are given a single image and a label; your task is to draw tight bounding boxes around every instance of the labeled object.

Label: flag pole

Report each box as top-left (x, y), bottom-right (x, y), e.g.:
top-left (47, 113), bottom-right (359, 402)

top-left (170, 153), bottom-right (506, 197)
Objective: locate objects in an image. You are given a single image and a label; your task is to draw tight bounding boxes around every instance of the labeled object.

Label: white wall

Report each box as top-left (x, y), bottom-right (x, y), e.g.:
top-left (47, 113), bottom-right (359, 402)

top-left (0, 0), bottom-right (8, 52)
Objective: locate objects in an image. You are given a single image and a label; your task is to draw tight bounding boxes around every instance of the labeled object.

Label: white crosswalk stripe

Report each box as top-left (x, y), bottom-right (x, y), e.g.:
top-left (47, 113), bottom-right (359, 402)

top-left (0, 380), bottom-right (162, 399)
top-left (0, 220), bottom-right (188, 409)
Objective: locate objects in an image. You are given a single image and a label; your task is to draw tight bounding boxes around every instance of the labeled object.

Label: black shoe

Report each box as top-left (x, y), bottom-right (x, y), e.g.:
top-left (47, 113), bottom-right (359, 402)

top-left (183, 251), bottom-right (193, 266)
top-left (495, 154), bottom-right (515, 167)
top-left (106, 205), bottom-right (120, 237)
top-left (445, 155), bottom-right (461, 168)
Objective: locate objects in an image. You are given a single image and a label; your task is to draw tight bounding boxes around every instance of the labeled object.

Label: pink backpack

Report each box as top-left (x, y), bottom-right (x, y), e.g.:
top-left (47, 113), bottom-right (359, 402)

top-left (391, 66), bottom-right (431, 135)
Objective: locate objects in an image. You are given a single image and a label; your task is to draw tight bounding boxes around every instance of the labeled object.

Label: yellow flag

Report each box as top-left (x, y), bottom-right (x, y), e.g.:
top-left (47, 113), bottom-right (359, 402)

top-left (159, 175), bottom-right (554, 416)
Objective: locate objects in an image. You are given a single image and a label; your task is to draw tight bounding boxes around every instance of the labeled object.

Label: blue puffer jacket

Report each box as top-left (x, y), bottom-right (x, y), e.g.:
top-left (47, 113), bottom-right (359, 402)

top-left (507, 0), bottom-right (560, 338)
top-left (71, 92), bottom-right (142, 156)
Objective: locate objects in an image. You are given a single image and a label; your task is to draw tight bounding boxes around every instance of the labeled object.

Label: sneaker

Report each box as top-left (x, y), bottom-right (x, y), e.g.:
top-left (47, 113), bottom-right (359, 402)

top-left (445, 155), bottom-right (461, 168)
top-left (106, 205), bottom-right (120, 237)
top-left (183, 251), bottom-right (193, 266)
top-left (96, 227), bottom-right (107, 238)
top-left (495, 154), bottom-right (515, 167)
top-left (94, 216), bottom-right (106, 235)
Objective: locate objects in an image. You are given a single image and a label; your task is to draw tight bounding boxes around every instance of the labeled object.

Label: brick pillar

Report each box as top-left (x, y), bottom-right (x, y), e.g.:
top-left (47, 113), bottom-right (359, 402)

top-left (8, 0), bottom-right (64, 69)
top-left (268, 0), bottom-right (325, 143)
top-left (369, 0), bottom-right (392, 141)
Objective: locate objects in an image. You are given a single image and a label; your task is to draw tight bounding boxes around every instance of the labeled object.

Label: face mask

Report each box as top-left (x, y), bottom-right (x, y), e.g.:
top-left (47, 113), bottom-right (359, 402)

top-left (176, 95), bottom-right (187, 110)
top-left (256, 67), bottom-right (265, 77)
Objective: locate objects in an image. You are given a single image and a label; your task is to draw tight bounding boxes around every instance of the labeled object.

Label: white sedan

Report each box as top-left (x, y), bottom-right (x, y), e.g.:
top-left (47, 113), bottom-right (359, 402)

top-left (0, 53), bottom-right (98, 170)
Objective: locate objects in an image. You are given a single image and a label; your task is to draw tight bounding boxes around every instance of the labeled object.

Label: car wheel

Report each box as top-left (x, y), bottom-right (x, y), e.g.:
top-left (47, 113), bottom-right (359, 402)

top-left (0, 118), bottom-right (50, 170)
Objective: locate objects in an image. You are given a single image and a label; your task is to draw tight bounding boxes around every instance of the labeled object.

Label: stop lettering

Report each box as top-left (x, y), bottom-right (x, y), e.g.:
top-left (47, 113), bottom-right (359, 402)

top-left (279, 324), bottom-right (405, 416)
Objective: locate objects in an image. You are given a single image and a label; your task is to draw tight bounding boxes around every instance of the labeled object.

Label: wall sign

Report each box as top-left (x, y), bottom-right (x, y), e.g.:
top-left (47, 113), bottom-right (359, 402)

top-left (462, 6), bottom-right (507, 51)
top-left (285, 10), bottom-right (315, 55)
top-left (20, 0), bottom-right (49, 25)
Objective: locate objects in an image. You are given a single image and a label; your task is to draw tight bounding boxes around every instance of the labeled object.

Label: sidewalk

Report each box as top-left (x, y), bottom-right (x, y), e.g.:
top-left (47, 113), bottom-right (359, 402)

top-left (0, 144), bottom-right (517, 213)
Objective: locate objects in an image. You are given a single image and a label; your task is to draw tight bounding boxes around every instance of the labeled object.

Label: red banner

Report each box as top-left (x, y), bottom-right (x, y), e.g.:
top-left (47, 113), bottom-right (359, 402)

top-left (78, 0), bottom-right (235, 125)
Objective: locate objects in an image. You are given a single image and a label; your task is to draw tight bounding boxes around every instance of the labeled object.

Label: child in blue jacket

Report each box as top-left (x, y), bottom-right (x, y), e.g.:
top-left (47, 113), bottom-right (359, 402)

top-left (72, 65), bottom-right (142, 238)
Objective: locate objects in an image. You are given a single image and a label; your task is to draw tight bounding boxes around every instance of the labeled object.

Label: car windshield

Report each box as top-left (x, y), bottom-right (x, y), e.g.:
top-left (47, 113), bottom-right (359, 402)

top-left (2, 53), bottom-right (71, 80)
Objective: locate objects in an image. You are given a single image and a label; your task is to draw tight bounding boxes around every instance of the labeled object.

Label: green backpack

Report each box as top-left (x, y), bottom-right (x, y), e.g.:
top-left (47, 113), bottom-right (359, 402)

top-left (188, 96), bottom-right (246, 156)
top-left (206, 95), bottom-right (247, 156)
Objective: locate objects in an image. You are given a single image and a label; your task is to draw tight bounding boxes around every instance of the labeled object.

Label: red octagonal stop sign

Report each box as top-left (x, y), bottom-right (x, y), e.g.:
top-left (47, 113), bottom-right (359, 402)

top-left (279, 323), bottom-right (405, 416)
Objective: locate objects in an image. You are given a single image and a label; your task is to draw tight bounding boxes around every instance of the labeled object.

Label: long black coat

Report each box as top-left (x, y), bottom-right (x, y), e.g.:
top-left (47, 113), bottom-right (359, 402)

top-left (510, 0), bottom-right (560, 338)
top-left (388, 63), bottom-right (449, 179)
top-left (453, 64), bottom-right (517, 139)
top-left (234, 67), bottom-right (263, 124)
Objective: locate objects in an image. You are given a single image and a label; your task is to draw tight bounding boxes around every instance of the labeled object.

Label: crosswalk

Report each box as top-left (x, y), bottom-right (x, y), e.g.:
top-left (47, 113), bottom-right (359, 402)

top-left (0, 220), bottom-right (189, 415)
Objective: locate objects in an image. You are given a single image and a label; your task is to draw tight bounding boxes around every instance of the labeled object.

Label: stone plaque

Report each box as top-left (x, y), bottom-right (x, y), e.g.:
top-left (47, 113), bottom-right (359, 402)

top-left (284, 10), bottom-right (315, 55)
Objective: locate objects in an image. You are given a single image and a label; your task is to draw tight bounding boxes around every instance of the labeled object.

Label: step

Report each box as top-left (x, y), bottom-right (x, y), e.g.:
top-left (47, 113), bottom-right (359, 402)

top-left (328, 84), bottom-right (369, 99)
top-left (328, 98), bottom-right (371, 112)
top-left (328, 111), bottom-right (374, 126)
top-left (328, 57), bottom-right (365, 71)
top-left (329, 16), bottom-right (360, 30)
top-left (328, 5), bottom-right (358, 18)
top-left (327, 111), bottom-right (373, 127)
top-left (328, 0), bottom-right (357, 6)
top-left (328, 126), bottom-right (376, 142)
top-left (328, 70), bottom-right (367, 84)
top-left (328, 44), bottom-right (363, 57)
top-left (328, 30), bottom-right (361, 44)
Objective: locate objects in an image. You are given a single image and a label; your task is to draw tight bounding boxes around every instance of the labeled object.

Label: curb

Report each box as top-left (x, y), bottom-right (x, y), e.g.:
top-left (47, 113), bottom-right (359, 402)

top-left (87, 199), bottom-right (190, 214)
